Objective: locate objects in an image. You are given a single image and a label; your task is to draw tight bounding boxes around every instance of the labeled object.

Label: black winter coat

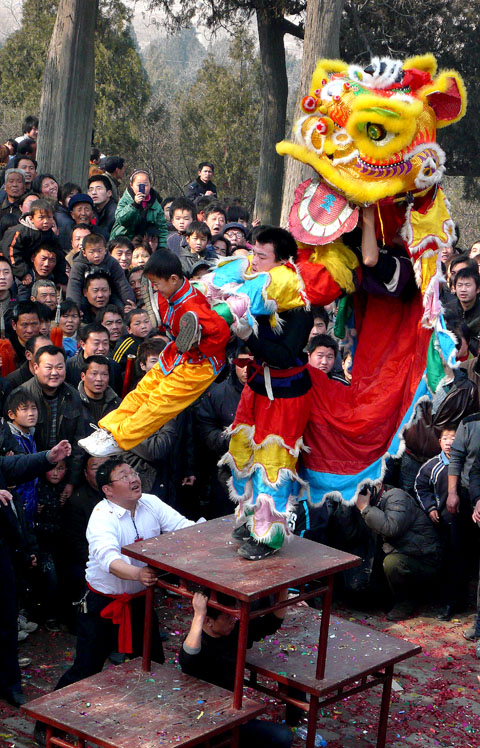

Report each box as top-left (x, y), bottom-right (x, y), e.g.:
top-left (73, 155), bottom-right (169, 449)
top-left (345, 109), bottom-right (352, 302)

top-left (16, 377), bottom-right (86, 486)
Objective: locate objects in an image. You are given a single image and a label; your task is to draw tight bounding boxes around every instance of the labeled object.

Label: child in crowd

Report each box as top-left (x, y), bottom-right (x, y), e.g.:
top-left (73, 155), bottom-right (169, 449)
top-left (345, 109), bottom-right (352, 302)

top-left (108, 236), bottom-right (134, 272)
top-left (110, 170), bottom-right (168, 246)
top-left (58, 299), bottom-right (81, 358)
top-left (37, 302), bottom-right (53, 338)
top-left (6, 390), bottom-right (39, 527)
top-left (177, 221), bottom-right (217, 277)
top-left (6, 390), bottom-right (42, 639)
top-left (112, 308), bottom-right (152, 371)
top-left (66, 233), bottom-right (135, 307)
top-left (167, 197), bottom-right (195, 255)
top-left (1, 199), bottom-right (67, 288)
top-left (191, 260), bottom-right (211, 281)
top-left (414, 425), bottom-right (467, 622)
top-left (79, 250), bottom-right (231, 456)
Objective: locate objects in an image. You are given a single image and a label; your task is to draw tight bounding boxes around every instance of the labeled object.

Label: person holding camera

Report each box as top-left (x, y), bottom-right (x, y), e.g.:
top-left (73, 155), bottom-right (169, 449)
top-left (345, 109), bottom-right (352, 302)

top-left (109, 170), bottom-right (168, 248)
top-left (355, 482), bottom-right (443, 621)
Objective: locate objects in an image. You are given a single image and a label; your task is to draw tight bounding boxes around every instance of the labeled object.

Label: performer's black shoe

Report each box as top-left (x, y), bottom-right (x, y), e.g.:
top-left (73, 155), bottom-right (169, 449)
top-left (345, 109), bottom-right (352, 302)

top-left (237, 538), bottom-right (278, 561)
top-left (231, 524), bottom-right (250, 542)
top-left (176, 311), bottom-right (201, 352)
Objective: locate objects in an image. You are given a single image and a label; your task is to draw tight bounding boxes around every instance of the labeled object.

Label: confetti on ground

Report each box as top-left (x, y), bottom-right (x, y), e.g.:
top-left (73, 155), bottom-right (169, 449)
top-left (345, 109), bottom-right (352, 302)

top-left (3, 592), bottom-right (480, 748)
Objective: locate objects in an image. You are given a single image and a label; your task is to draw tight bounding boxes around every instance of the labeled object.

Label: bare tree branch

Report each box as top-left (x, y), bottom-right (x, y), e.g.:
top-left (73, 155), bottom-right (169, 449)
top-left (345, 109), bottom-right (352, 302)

top-left (282, 18), bottom-right (304, 39)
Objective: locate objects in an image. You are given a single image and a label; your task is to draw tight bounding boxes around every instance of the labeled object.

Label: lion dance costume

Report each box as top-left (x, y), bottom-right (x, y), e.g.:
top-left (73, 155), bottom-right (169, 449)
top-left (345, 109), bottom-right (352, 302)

top-left (219, 53), bottom-right (467, 547)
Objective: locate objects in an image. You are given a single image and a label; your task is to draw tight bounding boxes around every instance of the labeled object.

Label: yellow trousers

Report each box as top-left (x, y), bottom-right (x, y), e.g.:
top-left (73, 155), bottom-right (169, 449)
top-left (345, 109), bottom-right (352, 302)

top-left (99, 359), bottom-right (218, 451)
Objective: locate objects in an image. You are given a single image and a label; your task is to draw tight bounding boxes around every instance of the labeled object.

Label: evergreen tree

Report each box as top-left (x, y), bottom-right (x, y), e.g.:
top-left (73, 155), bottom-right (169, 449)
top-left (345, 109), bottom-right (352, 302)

top-left (0, 0), bottom-right (151, 153)
top-left (178, 30), bottom-right (262, 206)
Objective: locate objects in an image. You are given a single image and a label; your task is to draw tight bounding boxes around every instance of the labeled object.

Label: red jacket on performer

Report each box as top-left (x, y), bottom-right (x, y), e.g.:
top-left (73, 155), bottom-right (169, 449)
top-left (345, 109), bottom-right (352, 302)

top-left (157, 278), bottom-right (231, 374)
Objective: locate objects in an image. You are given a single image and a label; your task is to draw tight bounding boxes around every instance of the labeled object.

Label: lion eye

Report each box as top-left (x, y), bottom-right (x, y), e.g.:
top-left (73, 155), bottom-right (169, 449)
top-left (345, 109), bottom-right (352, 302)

top-left (366, 123), bottom-right (387, 141)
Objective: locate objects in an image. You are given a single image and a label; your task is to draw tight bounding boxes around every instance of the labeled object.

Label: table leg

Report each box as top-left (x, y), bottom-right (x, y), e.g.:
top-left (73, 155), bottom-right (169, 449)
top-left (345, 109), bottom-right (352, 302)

top-left (142, 584), bottom-right (154, 671)
top-left (233, 601), bottom-right (250, 710)
top-left (46, 727), bottom-right (52, 748)
top-left (377, 665), bottom-right (394, 748)
top-left (305, 695), bottom-right (320, 748)
top-left (316, 574), bottom-right (333, 679)
top-left (231, 726), bottom-right (239, 748)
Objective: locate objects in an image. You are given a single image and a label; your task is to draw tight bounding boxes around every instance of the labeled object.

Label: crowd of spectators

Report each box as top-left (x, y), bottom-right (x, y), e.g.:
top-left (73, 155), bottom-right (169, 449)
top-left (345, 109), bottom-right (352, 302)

top-left (1, 118), bottom-right (480, 717)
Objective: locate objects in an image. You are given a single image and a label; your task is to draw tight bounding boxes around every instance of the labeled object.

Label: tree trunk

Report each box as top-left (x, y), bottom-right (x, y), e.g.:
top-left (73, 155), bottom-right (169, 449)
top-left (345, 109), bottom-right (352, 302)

top-left (254, 8), bottom-right (288, 225)
top-left (280, 0), bottom-right (345, 226)
top-left (36, 0), bottom-right (98, 187)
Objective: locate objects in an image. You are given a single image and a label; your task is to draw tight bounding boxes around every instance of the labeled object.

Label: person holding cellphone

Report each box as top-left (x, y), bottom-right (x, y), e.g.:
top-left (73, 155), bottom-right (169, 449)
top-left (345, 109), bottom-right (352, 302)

top-left (110, 170), bottom-right (168, 248)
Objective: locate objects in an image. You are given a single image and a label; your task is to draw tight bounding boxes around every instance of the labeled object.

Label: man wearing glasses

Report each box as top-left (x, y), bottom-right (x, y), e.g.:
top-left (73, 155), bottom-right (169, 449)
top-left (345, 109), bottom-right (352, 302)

top-left (221, 222), bottom-right (249, 254)
top-left (53, 455), bottom-right (196, 690)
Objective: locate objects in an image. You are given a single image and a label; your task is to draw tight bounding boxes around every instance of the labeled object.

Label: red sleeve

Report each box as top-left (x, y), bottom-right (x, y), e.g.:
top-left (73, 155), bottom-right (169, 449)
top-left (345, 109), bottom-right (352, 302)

top-left (193, 293), bottom-right (231, 358)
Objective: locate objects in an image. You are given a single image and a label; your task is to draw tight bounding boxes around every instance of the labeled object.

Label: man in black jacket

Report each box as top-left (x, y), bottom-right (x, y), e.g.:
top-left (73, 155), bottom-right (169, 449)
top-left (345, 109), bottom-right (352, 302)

top-left (179, 591), bottom-right (292, 748)
top-left (17, 345), bottom-right (86, 498)
top-left (185, 162), bottom-right (217, 200)
top-left (66, 323), bottom-right (122, 395)
top-left (0, 440), bottom-right (71, 707)
top-left (87, 175), bottom-right (117, 237)
top-left (78, 355), bottom-right (121, 432)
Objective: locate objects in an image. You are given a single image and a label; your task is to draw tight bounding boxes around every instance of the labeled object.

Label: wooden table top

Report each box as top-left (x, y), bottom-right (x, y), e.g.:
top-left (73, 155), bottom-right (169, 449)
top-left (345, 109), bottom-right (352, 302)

top-left (22, 659), bottom-right (264, 748)
top-left (246, 608), bottom-right (422, 695)
top-left (122, 515), bottom-right (360, 602)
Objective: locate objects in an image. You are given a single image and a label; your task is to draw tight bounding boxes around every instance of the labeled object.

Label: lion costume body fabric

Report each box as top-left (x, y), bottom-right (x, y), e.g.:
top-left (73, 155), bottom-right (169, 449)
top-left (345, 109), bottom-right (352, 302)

top-left (276, 53), bottom-right (466, 503)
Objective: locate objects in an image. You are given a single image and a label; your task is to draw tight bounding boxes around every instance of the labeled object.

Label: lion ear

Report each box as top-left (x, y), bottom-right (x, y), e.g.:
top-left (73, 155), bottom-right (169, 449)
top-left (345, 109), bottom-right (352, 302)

top-left (310, 59), bottom-right (348, 95)
top-left (403, 53), bottom-right (437, 77)
top-left (420, 70), bottom-right (467, 128)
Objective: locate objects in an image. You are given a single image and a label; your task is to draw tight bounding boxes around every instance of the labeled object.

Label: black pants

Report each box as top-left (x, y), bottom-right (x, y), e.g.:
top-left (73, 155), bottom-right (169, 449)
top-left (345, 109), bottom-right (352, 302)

top-left (438, 502), bottom-right (470, 607)
top-left (56, 589), bottom-right (165, 690)
top-left (239, 718), bottom-right (292, 748)
top-left (383, 552), bottom-right (439, 602)
top-left (0, 544), bottom-right (21, 693)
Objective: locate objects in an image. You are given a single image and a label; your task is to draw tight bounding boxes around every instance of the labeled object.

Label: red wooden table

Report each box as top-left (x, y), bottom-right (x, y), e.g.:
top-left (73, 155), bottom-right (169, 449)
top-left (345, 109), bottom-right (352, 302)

top-left (22, 658), bottom-right (264, 748)
top-left (122, 515), bottom-right (360, 709)
top-left (246, 607), bottom-right (422, 748)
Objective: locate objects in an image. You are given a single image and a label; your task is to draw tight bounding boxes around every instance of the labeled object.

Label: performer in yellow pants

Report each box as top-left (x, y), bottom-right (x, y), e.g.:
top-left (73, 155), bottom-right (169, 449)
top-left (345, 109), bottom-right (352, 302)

top-left (79, 251), bottom-right (231, 457)
top-left (98, 359), bottom-right (218, 451)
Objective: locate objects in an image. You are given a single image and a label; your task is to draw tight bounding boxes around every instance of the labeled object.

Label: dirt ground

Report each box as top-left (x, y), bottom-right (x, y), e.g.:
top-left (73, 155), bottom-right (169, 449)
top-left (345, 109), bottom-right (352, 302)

top-left (1, 591), bottom-right (479, 748)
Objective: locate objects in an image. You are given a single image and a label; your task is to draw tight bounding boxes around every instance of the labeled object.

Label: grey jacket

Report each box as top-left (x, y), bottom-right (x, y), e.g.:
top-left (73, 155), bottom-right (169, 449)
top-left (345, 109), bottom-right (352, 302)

top-left (360, 485), bottom-right (442, 559)
top-left (66, 253), bottom-right (135, 306)
top-left (447, 412), bottom-right (480, 489)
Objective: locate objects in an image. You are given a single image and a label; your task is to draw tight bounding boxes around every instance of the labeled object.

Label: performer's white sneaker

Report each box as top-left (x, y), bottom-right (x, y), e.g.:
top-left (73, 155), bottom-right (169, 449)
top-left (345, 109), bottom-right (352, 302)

top-left (79, 426), bottom-right (122, 457)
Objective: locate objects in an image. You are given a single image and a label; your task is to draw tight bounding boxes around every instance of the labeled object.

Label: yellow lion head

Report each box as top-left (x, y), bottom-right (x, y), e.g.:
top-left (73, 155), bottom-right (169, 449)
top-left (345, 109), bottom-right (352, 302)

top-left (277, 54), bottom-right (466, 205)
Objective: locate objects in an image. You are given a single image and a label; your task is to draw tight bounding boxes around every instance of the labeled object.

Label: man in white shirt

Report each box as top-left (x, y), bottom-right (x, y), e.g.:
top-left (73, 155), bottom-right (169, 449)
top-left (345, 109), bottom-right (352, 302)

top-left (55, 455), bottom-right (196, 689)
